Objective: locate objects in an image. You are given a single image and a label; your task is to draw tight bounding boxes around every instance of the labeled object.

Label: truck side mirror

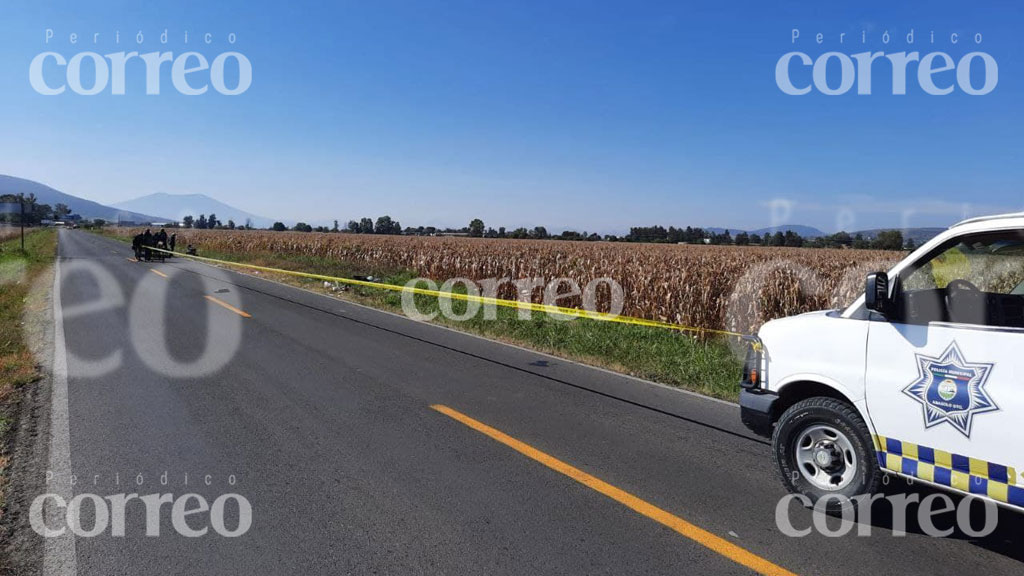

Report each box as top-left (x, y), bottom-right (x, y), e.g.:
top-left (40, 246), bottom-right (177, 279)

top-left (865, 272), bottom-right (891, 315)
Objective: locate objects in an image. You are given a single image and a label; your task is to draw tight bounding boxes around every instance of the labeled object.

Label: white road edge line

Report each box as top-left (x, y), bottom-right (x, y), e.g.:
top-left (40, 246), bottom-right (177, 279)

top-left (45, 251), bottom-right (77, 576)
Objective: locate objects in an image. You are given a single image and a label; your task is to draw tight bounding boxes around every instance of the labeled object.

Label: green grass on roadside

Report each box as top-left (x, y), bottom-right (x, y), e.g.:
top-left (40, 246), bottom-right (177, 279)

top-left (0, 230), bottom-right (56, 390)
top-left (0, 228), bottom-right (57, 500)
top-left (98, 230), bottom-right (743, 400)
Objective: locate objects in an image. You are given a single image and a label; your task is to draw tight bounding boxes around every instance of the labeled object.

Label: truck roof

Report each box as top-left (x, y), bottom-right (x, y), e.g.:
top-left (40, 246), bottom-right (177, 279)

top-left (951, 211), bottom-right (1024, 228)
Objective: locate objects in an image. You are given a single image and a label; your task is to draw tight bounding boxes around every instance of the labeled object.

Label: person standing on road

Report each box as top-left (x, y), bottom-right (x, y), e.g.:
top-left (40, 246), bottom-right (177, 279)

top-left (169, 233), bottom-right (177, 254)
top-left (142, 229), bottom-right (153, 261)
top-left (131, 233), bottom-right (144, 260)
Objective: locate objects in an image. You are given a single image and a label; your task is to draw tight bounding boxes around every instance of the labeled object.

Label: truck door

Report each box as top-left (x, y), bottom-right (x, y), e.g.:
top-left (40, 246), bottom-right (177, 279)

top-left (865, 228), bottom-right (1024, 506)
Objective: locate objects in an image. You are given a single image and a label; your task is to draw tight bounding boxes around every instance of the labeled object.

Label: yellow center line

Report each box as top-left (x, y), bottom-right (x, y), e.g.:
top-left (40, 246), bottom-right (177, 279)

top-left (430, 404), bottom-right (797, 576)
top-left (150, 269), bottom-right (168, 278)
top-left (204, 295), bottom-right (252, 318)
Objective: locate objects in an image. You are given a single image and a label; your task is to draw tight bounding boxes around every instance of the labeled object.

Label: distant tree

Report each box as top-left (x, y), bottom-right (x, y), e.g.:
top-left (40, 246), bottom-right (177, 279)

top-left (468, 218), bottom-right (485, 238)
top-left (872, 230), bottom-right (904, 251)
top-left (272, 221), bottom-right (287, 232)
top-left (531, 226), bottom-right (549, 239)
top-left (852, 233), bottom-right (870, 249)
top-left (54, 203), bottom-right (71, 218)
top-left (771, 231), bottom-right (786, 246)
top-left (626, 225), bottom-right (668, 243)
top-left (93, 218), bottom-right (106, 227)
top-left (708, 231), bottom-right (726, 245)
top-left (374, 215), bottom-right (401, 235)
top-left (29, 203), bottom-right (53, 224)
top-left (293, 222), bottom-right (313, 232)
top-left (749, 233), bottom-right (762, 245)
top-left (196, 214), bottom-right (208, 229)
top-left (207, 213), bottom-right (220, 229)
top-left (498, 226), bottom-right (506, 238)
top-left (784, 230), bottom-right (804, 247)
top-left (227, 219), bottom-right (236, 230)
top-left (183, 215), bottom-right (194, 229)
top-left (332, 220), bottom-right (339, 232)
top-left (832, 231), bottom-right (852, 247)
top-left (735, 231), bottom-right (750, 246)
top-left (358, 218), bottom-right (374, 234)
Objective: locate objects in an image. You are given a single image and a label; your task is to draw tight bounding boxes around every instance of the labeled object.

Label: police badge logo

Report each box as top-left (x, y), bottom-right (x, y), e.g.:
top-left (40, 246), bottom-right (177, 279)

top-left (902, 342), bottom-right (998, 437)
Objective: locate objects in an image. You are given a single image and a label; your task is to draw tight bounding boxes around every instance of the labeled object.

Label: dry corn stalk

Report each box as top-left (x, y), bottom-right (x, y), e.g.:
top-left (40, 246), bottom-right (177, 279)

top-left (113, 228), bottom-right (902, 334)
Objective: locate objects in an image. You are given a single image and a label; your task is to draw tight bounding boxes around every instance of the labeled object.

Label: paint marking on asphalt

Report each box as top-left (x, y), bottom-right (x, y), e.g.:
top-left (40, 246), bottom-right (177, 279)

top-left (204, 295), bottom-right (252, 318)
top-left (47, 257), bottom-right (78, 576)
top-left (150, 269), bottom-right (168, 278)
top-left (430, 404), bottom-right (797, 576)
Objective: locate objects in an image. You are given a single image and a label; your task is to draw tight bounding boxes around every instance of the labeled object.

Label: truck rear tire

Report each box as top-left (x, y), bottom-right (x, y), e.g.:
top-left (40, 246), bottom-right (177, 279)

top-left (772, 396), bottom-right (881, 511)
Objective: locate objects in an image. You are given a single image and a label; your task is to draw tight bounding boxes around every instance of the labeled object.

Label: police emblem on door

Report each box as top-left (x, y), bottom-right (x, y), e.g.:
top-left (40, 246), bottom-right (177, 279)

top-left (902, 342), bottom-right (998, 438)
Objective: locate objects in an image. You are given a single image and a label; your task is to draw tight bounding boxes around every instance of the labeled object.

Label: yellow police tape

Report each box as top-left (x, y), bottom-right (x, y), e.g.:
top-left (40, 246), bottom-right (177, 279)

top-left (144, 245), bottom-right (753, 342)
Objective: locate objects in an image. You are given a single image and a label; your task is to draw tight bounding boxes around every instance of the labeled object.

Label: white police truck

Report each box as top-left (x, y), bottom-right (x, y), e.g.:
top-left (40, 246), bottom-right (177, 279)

top-left (741, 213), bottom-right (1024, 510)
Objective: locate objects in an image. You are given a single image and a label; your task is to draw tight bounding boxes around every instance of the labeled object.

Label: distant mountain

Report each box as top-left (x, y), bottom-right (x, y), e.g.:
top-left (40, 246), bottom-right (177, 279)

top-left (703, 227), bottom-right (746, 236)
top-left (112, 193), bottom-right (274, 228)
top-left (700, 225), bottom-right (825, 238)
top-left (0, 175), bottom-right (167, 223)
top-left (854, 227), bottom-right (946, 245)
top-left (748, 225), bottom-right (825, 238)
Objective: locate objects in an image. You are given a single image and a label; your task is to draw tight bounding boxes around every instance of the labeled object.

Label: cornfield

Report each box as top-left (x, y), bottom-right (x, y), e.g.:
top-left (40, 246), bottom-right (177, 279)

top-left (113, 228), bottom-right (902, 334)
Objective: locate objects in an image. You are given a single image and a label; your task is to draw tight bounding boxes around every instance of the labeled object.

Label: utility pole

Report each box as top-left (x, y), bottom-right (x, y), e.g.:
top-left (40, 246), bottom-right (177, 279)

top-left (20, 196), bottom-right (25, 252)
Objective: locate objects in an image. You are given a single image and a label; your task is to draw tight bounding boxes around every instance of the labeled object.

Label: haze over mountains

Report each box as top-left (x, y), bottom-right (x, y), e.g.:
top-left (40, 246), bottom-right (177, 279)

top-left (0, 175), bottom-right (948, 244)
top-left (705, 225), bottom-right (827, 238)
top-left (698, 225), bottom-right (943, 244)
top-left (0, 175), bottom-right (163, 223)
top-left (112, 192), bottom-right (274, 229)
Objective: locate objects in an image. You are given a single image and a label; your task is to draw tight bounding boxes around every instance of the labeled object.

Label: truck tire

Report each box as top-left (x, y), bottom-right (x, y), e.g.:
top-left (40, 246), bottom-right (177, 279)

top-left (772, 397), bottom-right (881, 511)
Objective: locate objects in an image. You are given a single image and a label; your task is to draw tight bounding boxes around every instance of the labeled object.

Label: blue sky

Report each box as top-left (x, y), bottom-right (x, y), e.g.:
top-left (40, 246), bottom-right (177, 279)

top-left (0, 0), bottom-right (1020, 233)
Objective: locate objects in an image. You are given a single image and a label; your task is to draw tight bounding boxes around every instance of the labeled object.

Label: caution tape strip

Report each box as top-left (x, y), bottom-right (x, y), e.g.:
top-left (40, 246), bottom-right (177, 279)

top-left (143, 245), bottom-right (753, 342)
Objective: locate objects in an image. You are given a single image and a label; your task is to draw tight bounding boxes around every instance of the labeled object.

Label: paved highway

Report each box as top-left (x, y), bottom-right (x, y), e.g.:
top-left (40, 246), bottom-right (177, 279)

top-left (14, 230), bottom-right (1024, 575)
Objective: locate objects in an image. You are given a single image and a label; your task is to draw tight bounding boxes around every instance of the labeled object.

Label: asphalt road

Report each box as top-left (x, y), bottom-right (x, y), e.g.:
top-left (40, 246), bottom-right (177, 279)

top-left (22, 230), bottom-right (1024, 575)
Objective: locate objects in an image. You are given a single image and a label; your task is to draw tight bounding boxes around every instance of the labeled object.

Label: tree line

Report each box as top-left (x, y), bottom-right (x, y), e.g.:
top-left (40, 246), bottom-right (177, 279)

top-left (179, 212), bottom-right (913, 251)
top-left (333, 218), bottom-right (911, 251)
top-left (180, 214), bottom-right (253, 230)
top-left (621, 226), bottom-right (911, 250)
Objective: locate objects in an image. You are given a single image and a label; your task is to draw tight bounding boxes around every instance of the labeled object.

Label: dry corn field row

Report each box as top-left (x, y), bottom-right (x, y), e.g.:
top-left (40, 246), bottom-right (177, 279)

top-left (114, 228), bottom-right (902, 334)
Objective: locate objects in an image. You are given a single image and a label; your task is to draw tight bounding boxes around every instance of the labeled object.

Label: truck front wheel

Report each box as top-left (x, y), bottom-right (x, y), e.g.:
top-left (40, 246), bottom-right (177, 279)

top-left (772, 397), bottom-right (881, 510)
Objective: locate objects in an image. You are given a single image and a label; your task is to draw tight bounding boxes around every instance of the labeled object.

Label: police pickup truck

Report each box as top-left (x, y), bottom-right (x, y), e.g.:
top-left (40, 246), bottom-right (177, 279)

top-left (741, 213), bottom-right (1024, 510)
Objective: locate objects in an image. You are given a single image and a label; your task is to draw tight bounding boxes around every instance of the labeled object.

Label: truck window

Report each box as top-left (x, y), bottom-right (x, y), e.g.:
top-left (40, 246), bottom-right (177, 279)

top-left (897, 230), bottom-right (1024, 328)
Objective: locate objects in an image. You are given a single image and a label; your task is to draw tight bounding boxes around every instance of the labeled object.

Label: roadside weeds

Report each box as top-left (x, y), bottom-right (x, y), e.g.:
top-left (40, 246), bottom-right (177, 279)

top-left (0, 229), bottom-right (56, 560)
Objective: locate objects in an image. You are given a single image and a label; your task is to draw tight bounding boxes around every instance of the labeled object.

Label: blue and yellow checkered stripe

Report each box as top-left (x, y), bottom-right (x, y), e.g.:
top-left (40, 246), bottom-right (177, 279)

top-left (874, 436), bottom-right (1023, 506)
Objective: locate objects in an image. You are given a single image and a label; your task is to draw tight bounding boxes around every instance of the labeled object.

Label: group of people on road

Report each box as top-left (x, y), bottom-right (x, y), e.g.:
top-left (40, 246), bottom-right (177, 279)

top-left (132, 228), bottom-right (176, 261)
